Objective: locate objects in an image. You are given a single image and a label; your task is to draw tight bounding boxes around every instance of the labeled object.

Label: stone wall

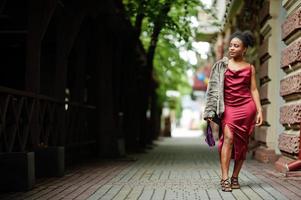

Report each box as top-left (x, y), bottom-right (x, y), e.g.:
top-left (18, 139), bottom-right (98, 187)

top-left (275, 0), bottom-right (301, 172)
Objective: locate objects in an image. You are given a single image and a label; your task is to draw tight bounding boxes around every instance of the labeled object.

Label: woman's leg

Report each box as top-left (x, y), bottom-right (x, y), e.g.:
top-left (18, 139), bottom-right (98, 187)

top-left (232, 160), bottom-right (244, 178)
top-left (231, 160), bottom-right (243, 189)
top-left (220, 125), bottom-right (233, 180)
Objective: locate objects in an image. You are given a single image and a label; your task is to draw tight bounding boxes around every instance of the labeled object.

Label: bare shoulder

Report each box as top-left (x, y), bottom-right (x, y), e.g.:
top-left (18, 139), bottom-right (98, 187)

top-left (249, 64), bottom-right (255, 74)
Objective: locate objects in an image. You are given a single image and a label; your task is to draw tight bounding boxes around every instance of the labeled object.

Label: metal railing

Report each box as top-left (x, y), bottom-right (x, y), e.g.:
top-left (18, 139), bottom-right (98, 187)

top-left (0, 86), bottom-right (96, 153)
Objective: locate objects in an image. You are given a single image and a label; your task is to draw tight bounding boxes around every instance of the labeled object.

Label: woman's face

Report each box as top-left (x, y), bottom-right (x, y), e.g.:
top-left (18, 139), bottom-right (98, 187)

top-left (228, 37), bottom-right (246, 59)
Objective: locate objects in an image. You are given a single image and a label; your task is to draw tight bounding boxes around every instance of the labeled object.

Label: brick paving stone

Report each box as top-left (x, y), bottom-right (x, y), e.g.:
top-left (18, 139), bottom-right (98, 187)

top-left (244, 161), bottom-right (301, 199)
top-left (164, 190), bottom-right (178, 200)
top-left (231, 189), bottom-right (249, 200)
top-left (242, 171), bottom-right (289, 200)
top-left (206, 189), bottom-right (222, 199)
top-left (137, 187), bottom-right (154, 200)
top-left (151, 188), bottom-right (166, 200)
top-left (240, 186), bottom-right (263, 200)
top-left (98, 185), bottom-right (124, 200)
top-left (247, 173), bottom-right (299, 200)
top-left (1, 137), bottom-right (301, 200)
top-left (112, 186), bottom-right (132, 200)
top-left (124, 186), bottom-right (144, 199)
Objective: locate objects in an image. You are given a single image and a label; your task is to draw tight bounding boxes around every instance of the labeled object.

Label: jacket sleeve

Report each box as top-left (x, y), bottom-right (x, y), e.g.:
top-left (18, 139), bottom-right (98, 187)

top-left (203, 62), bottom-right (219, 119)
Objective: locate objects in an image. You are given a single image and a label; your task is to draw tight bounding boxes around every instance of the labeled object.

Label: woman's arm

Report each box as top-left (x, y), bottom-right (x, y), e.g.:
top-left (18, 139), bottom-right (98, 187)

top-left (250, 65), bottom-right (263, 126)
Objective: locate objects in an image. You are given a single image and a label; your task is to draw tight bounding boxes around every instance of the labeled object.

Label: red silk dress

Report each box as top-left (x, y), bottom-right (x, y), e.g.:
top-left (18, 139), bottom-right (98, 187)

top-left (218, 65), bottom-right (257, 160)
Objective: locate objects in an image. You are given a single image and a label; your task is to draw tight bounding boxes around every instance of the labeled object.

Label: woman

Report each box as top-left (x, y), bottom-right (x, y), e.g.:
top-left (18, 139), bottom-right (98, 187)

top-left (203, 30), bottom-right (263, 192)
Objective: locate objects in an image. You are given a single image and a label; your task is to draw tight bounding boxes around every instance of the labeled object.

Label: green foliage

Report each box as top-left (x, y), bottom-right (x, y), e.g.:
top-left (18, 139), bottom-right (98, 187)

top-left (153, 35), bottom-right (192, 106)
top-left (123, 0), bottom-right (209, 107)
top-left (123, 0), bottom-right (200, 42)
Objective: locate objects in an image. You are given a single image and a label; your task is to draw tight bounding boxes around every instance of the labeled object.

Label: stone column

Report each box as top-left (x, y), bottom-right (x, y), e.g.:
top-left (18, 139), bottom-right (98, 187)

top-left (254, 0), bottom-right (285, 163)
top-left (26, 0), bottom-right (57, 93)
top-left (275, 0), bottom-right (301, 173)
top-left (69, 30), bottom-right (87, 103)
top-left (92, 14), bottom-right (119, 157)
top-left (54, 3), bottom-right (87, 101)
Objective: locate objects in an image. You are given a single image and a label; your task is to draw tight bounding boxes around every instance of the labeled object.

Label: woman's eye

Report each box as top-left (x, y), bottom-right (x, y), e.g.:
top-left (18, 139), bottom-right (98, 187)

top-left (229, 44), bottom-right (239, 48)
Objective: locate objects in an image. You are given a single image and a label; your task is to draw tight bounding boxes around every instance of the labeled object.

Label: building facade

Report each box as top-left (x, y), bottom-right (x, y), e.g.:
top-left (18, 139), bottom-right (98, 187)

top-left (0, 0), bottom-right (155, 191)
top-left (211, 0), bottom-right (301, 173)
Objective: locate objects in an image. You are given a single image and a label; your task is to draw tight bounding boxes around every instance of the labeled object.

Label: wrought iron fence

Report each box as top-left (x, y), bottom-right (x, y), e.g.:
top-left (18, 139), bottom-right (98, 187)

top-left (0, 86), bottom-right (96, 154)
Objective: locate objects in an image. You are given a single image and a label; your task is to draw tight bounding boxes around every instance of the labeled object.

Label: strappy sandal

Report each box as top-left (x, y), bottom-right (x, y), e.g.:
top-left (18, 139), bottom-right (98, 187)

top-left (231, 176), bottom-right (240, 189)
top-left (221, 178), bottom-right (232, 192)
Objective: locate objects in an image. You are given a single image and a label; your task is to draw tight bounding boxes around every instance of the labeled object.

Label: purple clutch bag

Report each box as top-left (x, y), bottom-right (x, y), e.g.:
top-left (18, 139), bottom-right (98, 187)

top-left (205, 122), bottom-right (215, 147)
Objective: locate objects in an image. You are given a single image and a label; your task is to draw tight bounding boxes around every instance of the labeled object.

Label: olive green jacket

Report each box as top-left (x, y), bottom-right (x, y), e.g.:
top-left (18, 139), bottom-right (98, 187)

top-left (203, 57), bottom-right (229, 119)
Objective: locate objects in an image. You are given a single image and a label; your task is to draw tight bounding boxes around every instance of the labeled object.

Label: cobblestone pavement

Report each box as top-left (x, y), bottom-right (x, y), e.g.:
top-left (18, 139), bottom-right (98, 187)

top-left (1, 137), bottom-right (301, 200)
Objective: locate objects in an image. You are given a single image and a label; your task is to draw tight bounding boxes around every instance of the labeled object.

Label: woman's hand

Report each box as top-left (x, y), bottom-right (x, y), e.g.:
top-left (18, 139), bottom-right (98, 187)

top-left (256, 111), bottom-right (263, 126)
top-left (206, 117), bottom-right (213, 122)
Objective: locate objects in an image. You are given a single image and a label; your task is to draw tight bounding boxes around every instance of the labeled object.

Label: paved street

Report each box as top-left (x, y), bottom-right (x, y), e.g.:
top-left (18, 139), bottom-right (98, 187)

top-left (1, 136), bottom-right (301, 200)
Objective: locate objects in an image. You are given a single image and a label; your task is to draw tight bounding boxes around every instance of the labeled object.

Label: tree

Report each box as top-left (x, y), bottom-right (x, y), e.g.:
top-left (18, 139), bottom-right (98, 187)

top-left (123, 0), bottom-right (204, 99)
top-left (122, 0), bottom-right (213, 140)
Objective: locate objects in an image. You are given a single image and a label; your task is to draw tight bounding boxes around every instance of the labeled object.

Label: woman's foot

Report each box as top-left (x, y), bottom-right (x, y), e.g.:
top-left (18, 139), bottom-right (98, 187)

top-left (231, 176), bottom-right (240, 189)
top-left (221, 178), bottom-right (232, 192)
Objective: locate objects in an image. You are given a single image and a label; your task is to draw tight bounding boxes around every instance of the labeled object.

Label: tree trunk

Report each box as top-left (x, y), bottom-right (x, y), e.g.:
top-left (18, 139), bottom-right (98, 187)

top-left (142, 1), bottom-right (172, 143)
top-left (134, 0), bottom-right (147, 37)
